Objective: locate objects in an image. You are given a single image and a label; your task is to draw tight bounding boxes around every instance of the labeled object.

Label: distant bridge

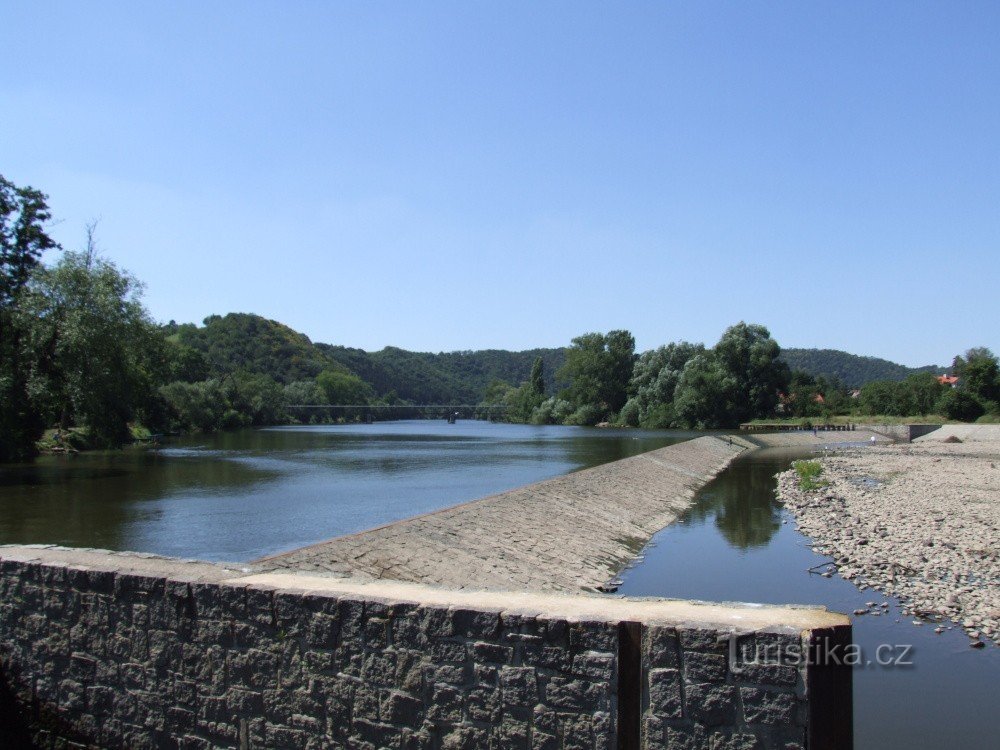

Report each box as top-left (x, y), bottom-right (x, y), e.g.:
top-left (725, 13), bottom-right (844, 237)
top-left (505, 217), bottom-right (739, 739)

top-left (285, 404), bottom-right (510, 421)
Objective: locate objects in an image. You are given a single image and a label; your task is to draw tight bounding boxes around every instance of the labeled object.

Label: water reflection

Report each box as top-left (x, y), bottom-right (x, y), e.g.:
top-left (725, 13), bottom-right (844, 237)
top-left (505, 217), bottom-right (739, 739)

top-left (686, 460), bottom-right (783, 549)
top-left (0, 421), bottom-right (696, 562)
top-left (619, 449), bottom-right (1000, 750)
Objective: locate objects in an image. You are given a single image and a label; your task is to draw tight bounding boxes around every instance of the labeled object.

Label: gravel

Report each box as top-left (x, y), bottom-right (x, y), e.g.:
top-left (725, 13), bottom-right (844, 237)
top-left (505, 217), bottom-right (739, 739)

top-left (776, 441), bottom-right (1000, 647)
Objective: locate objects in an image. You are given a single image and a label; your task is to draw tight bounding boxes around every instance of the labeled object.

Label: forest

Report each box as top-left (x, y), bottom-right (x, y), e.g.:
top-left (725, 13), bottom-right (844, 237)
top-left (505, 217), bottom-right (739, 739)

top-left (3, 174), bottom-right (998, 461)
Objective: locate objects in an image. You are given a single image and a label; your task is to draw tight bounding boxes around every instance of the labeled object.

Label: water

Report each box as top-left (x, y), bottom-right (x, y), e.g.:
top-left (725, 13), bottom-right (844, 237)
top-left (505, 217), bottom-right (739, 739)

top-left (2, 423), bottom-right (995, 746)
top-left (617, 448), bottom-right (1000, 750)
top-left (0, 420), bottom-right (695, 562)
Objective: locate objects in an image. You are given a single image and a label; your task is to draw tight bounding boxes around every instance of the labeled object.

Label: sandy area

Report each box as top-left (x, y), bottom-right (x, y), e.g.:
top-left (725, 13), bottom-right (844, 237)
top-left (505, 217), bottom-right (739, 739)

top-left (777, 440), bottom-right (1000, 646)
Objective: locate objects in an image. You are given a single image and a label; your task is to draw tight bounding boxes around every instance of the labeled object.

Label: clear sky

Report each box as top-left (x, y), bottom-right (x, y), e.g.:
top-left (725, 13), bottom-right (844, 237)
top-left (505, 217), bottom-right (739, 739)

top-left (3, 2), bottom-right (997, 366)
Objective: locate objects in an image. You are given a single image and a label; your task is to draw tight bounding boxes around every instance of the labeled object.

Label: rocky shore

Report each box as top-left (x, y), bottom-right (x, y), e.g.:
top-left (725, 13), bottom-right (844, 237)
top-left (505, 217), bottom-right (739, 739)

top-left (776, 440), bottom-right (1000, 647)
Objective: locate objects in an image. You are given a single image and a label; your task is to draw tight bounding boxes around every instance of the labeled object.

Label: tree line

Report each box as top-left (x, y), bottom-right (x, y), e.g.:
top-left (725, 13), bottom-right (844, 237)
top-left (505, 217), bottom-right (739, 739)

top-left (3, 174), bottom-right (996, 462)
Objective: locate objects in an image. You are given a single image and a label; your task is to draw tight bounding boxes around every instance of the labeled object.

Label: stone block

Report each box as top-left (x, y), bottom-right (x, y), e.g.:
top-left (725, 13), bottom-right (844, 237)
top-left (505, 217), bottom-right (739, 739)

top-left (684, 682), bottom-right (738, 726)
top-left (466, 685), bottom-right (500, 723)
top-left (450, 607), bottom-right (501, 639)
top-left (682, 651), bottom-right (728, 683)
top-left (739, 687), bottom-right (798, 727)
top-left (645, 626), bottom-right (681, 668)
top-left (647, 668), bottom-right (683, 719)
top-left (472, 641), bottom-right (512, 664)
top-left (381, 689), bottom-right (424, 727)
top-left (427, 683), bottom-right (463, 723)
top-left (678, 627), bottom-right (729, 654)
top-left (543, 676), bottom-right (608, 712)
top-left (499, 666), bottom-right (538, 707)
top-left (572, 650), bottom-right (614, 680)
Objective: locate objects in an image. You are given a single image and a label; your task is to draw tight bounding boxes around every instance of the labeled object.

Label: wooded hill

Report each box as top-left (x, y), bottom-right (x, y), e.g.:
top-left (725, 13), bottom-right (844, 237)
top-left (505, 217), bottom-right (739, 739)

top-left (168, 314), bottom-right (940, 402)
top-left (778, 348), bottom-right (942, 388)
top-left (169, 313), bottom-right (565, 403)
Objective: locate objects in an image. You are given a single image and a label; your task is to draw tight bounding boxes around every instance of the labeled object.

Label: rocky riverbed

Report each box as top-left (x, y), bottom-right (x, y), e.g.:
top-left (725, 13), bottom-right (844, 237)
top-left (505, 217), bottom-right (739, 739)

top-left (776, 440), bottom-right (1000, 647)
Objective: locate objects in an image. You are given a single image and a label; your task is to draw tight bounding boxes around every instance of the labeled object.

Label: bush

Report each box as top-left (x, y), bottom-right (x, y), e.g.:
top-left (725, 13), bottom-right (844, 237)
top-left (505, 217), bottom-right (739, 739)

top-left (564, 403), bottom-right (605, 426)
top-left (935, 390), bottom-right (985, 422)
top-left (792, 460), bottom-right (828, 491)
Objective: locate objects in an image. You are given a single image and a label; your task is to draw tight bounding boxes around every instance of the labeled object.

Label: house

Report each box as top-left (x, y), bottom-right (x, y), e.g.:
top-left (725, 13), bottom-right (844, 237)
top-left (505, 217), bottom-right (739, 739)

top-left (937, 374), bottom-right (959, 388)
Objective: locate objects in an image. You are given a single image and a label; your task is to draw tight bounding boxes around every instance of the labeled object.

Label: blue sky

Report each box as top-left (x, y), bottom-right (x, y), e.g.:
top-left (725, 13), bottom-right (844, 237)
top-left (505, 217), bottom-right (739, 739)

top-left (3, 2), bottom-right (997, 366)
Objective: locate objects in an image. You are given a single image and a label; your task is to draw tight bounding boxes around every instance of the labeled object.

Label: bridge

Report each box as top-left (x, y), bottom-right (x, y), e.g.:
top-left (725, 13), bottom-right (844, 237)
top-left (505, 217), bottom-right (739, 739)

top-left (285, 403), bottom-right (511, 421)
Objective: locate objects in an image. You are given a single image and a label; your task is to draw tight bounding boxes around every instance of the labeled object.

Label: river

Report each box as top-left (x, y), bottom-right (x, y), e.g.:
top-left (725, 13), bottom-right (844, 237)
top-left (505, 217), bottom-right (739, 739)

top-left (0, 421), bottom-right (995, 747)
top-left (617, 447), bottom-right (999, 749)
top-left (0, 421), bottom-right (693, 561)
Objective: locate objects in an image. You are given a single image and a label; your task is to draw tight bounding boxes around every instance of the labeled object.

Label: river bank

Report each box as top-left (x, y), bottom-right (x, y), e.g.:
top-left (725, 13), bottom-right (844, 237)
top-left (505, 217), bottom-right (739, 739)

top-left (776, 436), bottom-right (1000, 646)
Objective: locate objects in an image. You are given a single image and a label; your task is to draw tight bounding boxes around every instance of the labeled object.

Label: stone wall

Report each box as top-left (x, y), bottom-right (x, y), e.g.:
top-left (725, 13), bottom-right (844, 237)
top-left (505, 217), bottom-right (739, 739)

top-left (0, 546), bottom-right (851, 750)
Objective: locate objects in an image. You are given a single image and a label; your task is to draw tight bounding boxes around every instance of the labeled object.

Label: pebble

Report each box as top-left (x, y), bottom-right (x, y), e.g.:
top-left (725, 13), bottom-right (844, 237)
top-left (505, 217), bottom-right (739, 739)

top-left (776, 442), bottom-right (1000, 647)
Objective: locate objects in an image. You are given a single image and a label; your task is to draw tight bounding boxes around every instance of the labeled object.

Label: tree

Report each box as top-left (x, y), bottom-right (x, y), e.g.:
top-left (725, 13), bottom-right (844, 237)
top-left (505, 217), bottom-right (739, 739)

top-left (160, 380), bottom-right (229, 432)
top-left (857, 381), bottom-right (906, 416)
top-left (21, 236), bottom-right (164, 447)
top-left (0, 176), bottom-right (59, 306)
top-left (902, 372), bottom-right (945, 415)
top-left (529, 357), bottom-right (545, 398)
top-left (958, 348), bottom-right (1000, 406)
top-left (316, 369), bottom-right (374, 404)
top-left (557, 330), bottom-right (635, 424)
top-left (0, 175), bottom-right (60, 460)
top-left (620, 341), bottom-right (704, 427)
top-left (713, 322), bottom-right (789, 424)
top-left (936, 389), bottom-right (985, 422)
top-left (673, 354), bottom-right (738, 429)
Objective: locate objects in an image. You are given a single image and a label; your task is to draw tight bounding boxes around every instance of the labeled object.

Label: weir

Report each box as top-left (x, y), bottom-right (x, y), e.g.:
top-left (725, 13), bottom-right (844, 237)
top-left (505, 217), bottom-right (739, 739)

top-left (254, 436), bottom-right (753, 592)
top-left (0, 435), bottom-right (854, 749)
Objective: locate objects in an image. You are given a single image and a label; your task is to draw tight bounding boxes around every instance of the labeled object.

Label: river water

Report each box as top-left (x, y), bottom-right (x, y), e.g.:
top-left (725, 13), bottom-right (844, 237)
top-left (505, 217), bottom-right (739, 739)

top-left (0, 421), bottom-right (996, 746)
top-left (0, 421), bottom-right (693, 561)
top-left (617, 447), bottom-right (1000, 750)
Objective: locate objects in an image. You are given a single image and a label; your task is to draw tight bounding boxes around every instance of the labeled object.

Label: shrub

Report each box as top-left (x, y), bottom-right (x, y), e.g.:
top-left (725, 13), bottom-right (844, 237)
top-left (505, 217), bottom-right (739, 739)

top-left (792, 460), bottom-right (828, 491)
top-left (936, 390), bottom-right (985, 422)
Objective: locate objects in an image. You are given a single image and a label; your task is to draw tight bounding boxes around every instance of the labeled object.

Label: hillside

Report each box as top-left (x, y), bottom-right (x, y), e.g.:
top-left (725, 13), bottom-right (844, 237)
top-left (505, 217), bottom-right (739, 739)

top-left (779, 348), bottom-right (943, 388)
top-left (168, 315), bottom-right (941, 400)
top-left (168, 313), bottom-right (565, 402)
top-left (168, 313), bottom-right (347, 384)
top-left (318, 345), bottom-right (566, 404)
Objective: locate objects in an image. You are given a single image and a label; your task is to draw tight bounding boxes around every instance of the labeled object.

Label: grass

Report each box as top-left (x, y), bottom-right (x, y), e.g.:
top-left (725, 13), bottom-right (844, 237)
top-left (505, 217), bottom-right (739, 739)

top-left (792, 460), bottom-right (829, 491)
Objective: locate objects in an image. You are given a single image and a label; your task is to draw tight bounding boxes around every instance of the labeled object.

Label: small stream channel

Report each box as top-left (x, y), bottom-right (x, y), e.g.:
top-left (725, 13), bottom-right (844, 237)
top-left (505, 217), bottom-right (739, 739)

top-left (616, 447), bottom-right (1000, 749)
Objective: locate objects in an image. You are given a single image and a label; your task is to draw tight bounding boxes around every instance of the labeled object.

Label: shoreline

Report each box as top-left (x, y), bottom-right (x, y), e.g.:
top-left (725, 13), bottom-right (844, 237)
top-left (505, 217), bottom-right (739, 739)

top-left (776, 435), bottom-right (1000, 647)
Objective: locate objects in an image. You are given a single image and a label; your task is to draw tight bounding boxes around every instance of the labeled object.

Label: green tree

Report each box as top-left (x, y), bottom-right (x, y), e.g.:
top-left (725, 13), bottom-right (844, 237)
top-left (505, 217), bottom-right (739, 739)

top-left (936, 389), bottom-right (985, 422)
top-left (0, 175), bottom-right (60, 460)
top-left (22, 238), bottom-right (163, 447)
top-left (902, 372), bottom-right (945, 415)
top-left (529, 356), bottom-right (545, 398)
top-left (958, 349), bottom-right (1000, 406)
top-left (557, 330), bottom-right (635, 424)
top-left (621, 341), bottom-right (704, 427)
top-left (223, 371), bottom-right (287, 426)
top-left (857, 380), bottom-right (905, 416)
top-left (672, 354), bottom-right (738, 428)
top-left (159, 380), bottom-right (228, 431)
top-left (713, 322), bottom-right (789, 424)
top-left (316, 369), bottom-right (374, 404)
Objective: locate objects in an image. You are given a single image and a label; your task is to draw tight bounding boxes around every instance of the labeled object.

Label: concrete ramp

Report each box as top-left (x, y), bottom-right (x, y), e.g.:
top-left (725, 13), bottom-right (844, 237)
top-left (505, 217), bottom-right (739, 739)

top-left (913, 423), bottom-right (1000, 442)
top-left (253, 436), bottom-right (746, 592)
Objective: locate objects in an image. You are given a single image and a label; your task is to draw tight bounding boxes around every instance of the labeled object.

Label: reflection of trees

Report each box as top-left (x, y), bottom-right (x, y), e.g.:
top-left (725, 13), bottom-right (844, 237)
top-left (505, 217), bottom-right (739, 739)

top-left (685, 459), bottom-right (784, 549)
top-left (0, 442), bottom-right (278, 551)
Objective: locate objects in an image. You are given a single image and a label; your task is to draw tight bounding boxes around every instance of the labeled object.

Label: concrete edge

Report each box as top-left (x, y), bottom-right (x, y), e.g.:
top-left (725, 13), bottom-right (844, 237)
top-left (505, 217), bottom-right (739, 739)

top-left (0, 544), bottom-right (849, 633)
